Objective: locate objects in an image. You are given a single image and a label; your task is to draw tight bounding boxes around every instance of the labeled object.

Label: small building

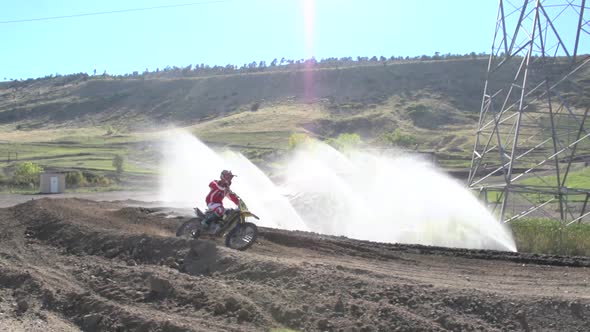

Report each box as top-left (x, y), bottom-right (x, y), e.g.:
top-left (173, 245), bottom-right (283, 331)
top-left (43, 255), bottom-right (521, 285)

top-left (39, 172), bottom-right (66, 194)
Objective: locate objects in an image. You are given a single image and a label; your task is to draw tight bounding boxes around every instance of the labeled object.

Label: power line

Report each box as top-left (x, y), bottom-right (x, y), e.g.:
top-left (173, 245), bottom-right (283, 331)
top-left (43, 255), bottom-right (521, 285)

top-left (0, 0), bottom-right (234, 24)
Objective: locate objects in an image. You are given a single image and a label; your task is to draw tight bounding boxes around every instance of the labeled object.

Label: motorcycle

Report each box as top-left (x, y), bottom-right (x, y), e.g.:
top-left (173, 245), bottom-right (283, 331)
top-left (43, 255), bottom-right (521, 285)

top-left (175, 195), bottom-right (259, 251)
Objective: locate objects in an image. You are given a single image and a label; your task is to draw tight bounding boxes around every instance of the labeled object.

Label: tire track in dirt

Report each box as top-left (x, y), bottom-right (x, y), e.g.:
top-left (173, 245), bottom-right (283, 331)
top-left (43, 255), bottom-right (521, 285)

top-left (0, 198), bottom-right (589, 332)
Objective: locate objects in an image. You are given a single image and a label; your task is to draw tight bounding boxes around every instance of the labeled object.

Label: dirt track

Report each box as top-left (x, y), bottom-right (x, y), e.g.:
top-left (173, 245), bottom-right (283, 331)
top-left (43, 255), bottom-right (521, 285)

top-left (0, 198), bottom-right (589, 332)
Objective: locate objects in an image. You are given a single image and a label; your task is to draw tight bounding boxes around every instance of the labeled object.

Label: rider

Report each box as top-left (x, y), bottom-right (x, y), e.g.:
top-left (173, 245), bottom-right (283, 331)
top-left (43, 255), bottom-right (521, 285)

top-left (201, 170), bottom-right (239, 229)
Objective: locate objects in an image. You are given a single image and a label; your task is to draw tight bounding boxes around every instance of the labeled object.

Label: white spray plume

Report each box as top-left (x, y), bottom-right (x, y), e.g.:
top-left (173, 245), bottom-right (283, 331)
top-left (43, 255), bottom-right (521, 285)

top-left (283, 140), bottom-right (517, 252)
top-left (159, 130), bottom-right (516, 252)
top-left (159, 130), bottom-right (309, 231)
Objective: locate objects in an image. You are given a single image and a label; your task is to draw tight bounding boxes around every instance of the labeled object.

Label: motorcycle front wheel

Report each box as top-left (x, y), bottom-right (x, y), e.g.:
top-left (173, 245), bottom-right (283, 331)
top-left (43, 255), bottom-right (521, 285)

top-left (176, 218), bottom-right (202, 239)
top-left (225, 222), bottom-right (258, 251)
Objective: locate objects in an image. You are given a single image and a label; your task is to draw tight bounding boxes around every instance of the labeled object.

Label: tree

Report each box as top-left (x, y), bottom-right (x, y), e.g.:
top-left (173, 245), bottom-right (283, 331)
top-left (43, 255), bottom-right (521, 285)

top-left (66, 171), bottom-right (87, 187)
top-left (112, 155), bottom-right (124, 176)
top-left (327, 133), bottom-right (362, 151)
top-left (270, 58), bottom-right (278, 66)
top-left (105, 125), bottom-right (116, 136)
top-left (288, 133), bottom-right (311, 150)
top-left (380, 129), bottom-right (417, 148)
top-left (13, 162), bottom-right (43, 185)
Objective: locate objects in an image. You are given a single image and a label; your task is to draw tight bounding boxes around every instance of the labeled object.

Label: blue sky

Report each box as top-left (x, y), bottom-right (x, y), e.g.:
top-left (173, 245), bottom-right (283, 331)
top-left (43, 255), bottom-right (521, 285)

top-left (0, 0), bottom-right (561, 80)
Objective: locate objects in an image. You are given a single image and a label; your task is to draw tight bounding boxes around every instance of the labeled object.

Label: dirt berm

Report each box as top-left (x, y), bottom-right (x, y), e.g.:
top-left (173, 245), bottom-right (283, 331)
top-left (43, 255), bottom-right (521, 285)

top-left (0, 198), bottom-right (589, 331)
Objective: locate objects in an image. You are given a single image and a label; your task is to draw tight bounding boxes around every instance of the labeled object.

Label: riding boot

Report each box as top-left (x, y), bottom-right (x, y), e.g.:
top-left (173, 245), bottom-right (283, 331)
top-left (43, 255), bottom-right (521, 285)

top-left (200, 213), bottom-right (217, 228)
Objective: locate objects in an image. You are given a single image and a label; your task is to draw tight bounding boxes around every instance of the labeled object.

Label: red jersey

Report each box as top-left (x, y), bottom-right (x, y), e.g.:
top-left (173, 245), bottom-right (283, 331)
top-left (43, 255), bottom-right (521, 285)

top-left (205, 180), bottom-right (239, 206)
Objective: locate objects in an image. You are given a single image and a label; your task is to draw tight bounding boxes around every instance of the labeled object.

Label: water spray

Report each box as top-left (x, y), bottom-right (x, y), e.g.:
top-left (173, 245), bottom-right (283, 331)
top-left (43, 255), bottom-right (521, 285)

top-left (159, 130), bottom-right (516, 252)
top-left (284, 140), bottom-right (516, 251)
top-left (159, 130), bottom-right (308, 231)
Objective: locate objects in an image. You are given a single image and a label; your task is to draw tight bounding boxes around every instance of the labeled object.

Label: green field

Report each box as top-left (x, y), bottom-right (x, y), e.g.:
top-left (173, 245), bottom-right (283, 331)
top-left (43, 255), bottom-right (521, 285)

top-left (0, 93), bottom-right (486, 195)
top-left (510, 219), bottom-right (590, 256)
top-left (0, 127), bottom-right (160, 192)
top-left (519, 167), bottom-right (590, 190)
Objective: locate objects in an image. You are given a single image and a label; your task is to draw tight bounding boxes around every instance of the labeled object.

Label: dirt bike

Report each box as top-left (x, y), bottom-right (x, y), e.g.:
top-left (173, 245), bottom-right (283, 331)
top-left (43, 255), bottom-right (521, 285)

top-left (175, 195), bottom-right (259, 251)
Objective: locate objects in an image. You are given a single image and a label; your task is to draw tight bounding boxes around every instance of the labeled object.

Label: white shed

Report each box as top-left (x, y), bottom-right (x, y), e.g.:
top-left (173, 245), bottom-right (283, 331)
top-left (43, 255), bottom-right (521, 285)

top-left (39, 172), bottom-right (66, 194)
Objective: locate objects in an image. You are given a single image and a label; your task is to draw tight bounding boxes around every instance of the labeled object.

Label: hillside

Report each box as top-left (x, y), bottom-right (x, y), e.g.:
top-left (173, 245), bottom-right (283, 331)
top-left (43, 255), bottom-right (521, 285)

top-left (0, 59), bottom-right (493, 129)
top-left (0, 57), bottom-right (586, 185)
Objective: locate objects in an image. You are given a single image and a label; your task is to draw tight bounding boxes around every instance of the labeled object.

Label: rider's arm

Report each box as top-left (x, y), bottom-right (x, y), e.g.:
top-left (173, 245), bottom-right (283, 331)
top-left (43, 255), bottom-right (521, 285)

top-left (228, 191), bottom-right (239, 205)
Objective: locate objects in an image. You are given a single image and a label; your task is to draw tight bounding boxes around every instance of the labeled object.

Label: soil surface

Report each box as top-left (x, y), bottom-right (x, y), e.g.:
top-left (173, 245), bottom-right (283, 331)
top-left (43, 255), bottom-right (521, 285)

top-left (0, 191), bottom-right (160, 208)
top-left (0, 198), bottom-right (589, 332)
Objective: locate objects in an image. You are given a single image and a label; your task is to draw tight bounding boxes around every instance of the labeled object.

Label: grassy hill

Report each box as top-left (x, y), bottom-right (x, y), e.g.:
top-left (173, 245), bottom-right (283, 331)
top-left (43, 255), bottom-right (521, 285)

top-left (1, 59), bottom-right (494, 127)
top-left (0, 57), bottom-right (587, 190)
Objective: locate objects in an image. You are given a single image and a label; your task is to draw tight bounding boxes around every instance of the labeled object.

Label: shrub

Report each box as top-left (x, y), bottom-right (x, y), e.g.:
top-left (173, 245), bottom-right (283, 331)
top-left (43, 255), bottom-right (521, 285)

top-left (66, 171), bottom-right (87, 187)
top-left (288, 133), bottom-right (311, 150)
top-left (84, 172), bottom-right (112, 186)
top-left (66, 171), bottom-right (112, 187)
top-left (379, 129), bottom-right (417, 148)
top-left (112, 155), bottom-right (124, 175)
top-left (327, 133), bottom-right (362, 151)
top-left (13, 162), bottom-right (43, 185)
top-left (105, 125), bottom-right (117, 136)
top-left (94, 175), bottom-right (112, 186)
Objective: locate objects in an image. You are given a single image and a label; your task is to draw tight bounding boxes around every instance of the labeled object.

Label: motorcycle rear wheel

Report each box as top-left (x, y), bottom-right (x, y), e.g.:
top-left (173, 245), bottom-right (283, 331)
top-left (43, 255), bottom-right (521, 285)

top-left (225, 222), bottom-right (258, 251)
top-left (176, 218), bottom-right (202, 239)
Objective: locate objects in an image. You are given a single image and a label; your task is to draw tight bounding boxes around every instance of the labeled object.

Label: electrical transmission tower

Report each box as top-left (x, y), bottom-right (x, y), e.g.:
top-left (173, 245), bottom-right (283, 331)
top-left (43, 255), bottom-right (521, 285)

top-left (469, 0), bottom-right (590, 224)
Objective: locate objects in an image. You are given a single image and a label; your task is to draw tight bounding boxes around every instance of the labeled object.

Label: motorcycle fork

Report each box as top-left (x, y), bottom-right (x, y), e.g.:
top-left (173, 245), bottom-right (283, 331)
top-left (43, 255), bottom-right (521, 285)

top-left (220, 216), bottom-right (240, 237)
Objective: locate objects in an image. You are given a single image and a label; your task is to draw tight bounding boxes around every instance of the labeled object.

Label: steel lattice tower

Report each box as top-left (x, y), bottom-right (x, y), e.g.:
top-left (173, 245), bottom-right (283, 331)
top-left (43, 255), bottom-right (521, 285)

top-left (468, 0), bottom-right (590, 223)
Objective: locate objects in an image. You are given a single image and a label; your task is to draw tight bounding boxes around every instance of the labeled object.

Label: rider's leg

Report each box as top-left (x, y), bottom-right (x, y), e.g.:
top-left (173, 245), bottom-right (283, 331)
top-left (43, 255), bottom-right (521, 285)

top-left (201, 204), bottom-right (224, 227)
top-left (200, 212), bottom-right (217, 226)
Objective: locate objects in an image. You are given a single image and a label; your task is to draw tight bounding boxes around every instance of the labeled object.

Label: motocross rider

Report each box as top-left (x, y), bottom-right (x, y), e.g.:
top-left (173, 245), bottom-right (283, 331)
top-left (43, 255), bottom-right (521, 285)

top-left (201, 170), bottom-right (239, 229)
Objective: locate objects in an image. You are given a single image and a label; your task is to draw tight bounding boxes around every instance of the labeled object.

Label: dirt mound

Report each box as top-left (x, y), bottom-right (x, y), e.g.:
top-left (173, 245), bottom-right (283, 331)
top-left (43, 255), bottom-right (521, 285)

top-left (259, 228), bottom-right (590, 268)
top-left (1, 198), bottom-right (589, 331)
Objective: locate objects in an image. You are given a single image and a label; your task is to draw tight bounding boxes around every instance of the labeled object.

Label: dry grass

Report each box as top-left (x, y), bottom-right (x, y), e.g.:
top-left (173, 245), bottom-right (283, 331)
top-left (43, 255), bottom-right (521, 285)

top-left (191, 103), bottom-right (326, 133)
top-left (511, 219), bottom-right (590, 256)
top-left (0, 126), bottom-right (105, 142)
